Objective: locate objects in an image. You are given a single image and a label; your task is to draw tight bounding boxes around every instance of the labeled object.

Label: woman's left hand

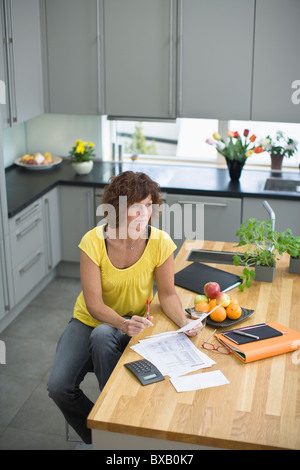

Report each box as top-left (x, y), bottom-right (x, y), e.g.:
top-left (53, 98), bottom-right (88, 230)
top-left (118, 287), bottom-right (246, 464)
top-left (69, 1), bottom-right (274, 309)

top-left (183, 318), bottom-right (204, 337)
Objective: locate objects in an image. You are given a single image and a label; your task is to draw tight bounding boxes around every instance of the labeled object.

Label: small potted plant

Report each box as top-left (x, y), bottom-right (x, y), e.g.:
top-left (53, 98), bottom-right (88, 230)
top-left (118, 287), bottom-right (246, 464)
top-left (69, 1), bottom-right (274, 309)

top-left (233, 218), bottom-right (284, 290)
top-left (69, 139), bottom-right (95, 175)
top-left (277, 229), bottom-right (300, 274)
top-left (263, 131), bottom-right (298, 171)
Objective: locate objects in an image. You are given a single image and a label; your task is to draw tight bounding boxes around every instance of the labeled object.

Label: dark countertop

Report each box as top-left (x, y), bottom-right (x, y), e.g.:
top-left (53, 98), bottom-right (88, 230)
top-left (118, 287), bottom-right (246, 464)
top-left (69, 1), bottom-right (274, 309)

top-left (5, 159), bottom-right (300, 218)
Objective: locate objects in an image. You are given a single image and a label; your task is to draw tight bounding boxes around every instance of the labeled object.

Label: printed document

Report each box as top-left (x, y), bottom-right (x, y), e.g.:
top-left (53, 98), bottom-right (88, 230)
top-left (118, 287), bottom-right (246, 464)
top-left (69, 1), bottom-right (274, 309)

top-left (131, 333), bottom-right (215, 377)
top-left (170, 370), bottom-right (230, 392)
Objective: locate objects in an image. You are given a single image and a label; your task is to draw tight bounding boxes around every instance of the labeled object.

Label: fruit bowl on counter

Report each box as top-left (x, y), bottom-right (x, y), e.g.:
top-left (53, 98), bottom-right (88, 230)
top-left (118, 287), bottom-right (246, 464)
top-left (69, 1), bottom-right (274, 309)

top-left (185, 281), bottom-right (254, 328)
top-left (15, 152), bottom-right (62, 170)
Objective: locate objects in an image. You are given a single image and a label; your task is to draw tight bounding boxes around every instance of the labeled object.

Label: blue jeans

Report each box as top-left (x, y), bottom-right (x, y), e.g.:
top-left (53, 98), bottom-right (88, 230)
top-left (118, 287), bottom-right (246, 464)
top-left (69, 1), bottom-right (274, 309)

top-left (47, 317), bottom-right (131, 444)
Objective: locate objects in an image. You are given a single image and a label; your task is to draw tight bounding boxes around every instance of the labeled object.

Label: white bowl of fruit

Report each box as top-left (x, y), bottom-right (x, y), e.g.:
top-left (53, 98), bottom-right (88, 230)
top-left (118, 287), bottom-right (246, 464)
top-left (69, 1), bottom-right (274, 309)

top-left (15, 153), bottom-right (62, 169)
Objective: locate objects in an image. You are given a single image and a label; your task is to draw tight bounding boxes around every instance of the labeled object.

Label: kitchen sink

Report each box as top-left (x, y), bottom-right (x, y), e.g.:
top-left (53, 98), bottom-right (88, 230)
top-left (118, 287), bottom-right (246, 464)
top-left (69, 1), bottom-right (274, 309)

top-left (262, 177), bottom-right (300, 193)
top-left (187, 250), bottom-right (246, 265)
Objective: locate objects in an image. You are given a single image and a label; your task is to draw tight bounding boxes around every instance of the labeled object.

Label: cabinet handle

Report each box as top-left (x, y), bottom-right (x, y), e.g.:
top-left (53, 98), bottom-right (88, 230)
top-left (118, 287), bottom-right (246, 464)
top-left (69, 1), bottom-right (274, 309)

top-left (3, 0), bottom-right (13, 125)
top-left (168, 0), bottom-right (174, 117)
top-left (15, 203), bottom-right (40, 224)
top-left (96, 0), bottom-right (104, 113)
top-left (16, 218), bottom-right (41, 240)
top-left (177, 0), bottom-right (183, 116)
top-left (0, 239), bottom-right (10, 311)
top-left (7, 0), bottom-right (17, 123)
top-left (87, 191), bottom-right (93, 229)
top-left (177, 201), bottom-right (227, 207)
top-left (44, 199), bottom-right (52, 270)
top-left (19, 250), bottom-right (41, 275)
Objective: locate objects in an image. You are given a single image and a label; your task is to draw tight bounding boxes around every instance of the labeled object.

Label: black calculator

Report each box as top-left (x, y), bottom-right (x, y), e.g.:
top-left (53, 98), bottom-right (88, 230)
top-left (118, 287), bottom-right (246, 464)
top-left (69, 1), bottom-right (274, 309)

top-left (124, 359), bottom-right (165, 386)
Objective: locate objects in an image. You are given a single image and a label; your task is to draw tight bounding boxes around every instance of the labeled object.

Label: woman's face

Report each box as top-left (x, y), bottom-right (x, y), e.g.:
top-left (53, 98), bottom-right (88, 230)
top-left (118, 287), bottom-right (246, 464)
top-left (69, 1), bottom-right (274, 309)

top-left (127, 195), bottom-right (152, 236)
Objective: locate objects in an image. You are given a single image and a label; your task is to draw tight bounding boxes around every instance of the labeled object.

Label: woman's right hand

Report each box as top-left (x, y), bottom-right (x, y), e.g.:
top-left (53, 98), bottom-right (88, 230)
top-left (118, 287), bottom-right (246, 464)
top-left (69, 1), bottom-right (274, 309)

top-left (122, 315), bottom-right (153, 336)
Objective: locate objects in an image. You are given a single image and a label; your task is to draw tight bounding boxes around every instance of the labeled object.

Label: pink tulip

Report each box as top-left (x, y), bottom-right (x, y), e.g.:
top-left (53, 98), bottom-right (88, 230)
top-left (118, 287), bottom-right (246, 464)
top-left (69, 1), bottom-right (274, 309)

top-left (205, 138), bottom-right (214, 145)
top-left (227, 130), bottom-right (234, 138)
top-left (243, 129), bottom-right (249, 137)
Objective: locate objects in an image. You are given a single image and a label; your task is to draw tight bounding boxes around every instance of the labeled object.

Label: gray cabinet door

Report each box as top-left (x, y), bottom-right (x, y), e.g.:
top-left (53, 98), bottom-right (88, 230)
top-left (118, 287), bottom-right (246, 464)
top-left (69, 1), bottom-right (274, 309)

top-left (10, 0), bottom-right (43, 124)
top-left (252, 0), bottom-right (300, 123)
top-left (42, 187), bottom-right (62, 271)
top-left (60, 186), bottom-right (94, 262)
top-left (242, 197), bottom-right (300, 236)
top-left (45, 0), bottom-right (100, 115)
top-left (103, 0), bottom-right (176, 118)
top-left (165, 194), bottom-right (242, 254)
top-left (179, 0), bottom-right (255, 120)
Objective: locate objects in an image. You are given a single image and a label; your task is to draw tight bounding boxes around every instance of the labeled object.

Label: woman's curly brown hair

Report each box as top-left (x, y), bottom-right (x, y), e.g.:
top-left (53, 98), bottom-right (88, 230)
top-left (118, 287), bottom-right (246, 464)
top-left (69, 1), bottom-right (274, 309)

top-left (101, 171), bottom-right (162, 228)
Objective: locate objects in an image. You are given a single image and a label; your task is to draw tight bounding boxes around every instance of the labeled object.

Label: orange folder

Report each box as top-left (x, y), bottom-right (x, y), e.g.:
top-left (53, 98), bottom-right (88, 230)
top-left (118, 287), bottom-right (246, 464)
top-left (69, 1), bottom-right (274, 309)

top-left (216, 321), bottom-right (300, 363)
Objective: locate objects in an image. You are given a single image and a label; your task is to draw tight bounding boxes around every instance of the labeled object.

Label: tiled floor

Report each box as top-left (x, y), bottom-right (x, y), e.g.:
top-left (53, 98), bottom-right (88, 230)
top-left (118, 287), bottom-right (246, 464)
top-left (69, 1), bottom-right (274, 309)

top-left (0, 277), bottom-right (100, 450)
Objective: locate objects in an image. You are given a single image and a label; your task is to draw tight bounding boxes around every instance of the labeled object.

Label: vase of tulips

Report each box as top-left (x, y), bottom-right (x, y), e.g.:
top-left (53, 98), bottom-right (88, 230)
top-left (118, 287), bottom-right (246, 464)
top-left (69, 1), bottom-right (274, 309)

top-left (263, 131), bottom-right (298, 171)
top-left (206, 129), bottom-right (265, 181)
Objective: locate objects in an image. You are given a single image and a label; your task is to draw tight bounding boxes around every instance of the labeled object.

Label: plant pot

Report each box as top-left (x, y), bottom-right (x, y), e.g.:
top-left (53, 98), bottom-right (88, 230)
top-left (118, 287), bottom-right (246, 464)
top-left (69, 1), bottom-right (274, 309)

top-left (71, 160), bottom-right (94, 175)
top-left (270, 154), bottom-right (283, 171)
top-left (255, 264), bottom-right (276, 282)
top-left (289, 256), bottom-right (300, 274)
top-left (225, 158), bottom-right (245, 182)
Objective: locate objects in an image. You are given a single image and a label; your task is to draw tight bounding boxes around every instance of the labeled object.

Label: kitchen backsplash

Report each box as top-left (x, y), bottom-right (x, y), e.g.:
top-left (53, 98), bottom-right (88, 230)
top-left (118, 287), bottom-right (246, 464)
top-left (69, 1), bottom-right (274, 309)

top-left (3, 113), bottom-right (105, 168)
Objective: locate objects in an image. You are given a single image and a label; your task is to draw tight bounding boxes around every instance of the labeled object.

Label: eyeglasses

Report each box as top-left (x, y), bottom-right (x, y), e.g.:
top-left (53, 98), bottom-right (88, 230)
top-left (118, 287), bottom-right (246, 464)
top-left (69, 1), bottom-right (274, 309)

top-left (201, 329), bottom-right (231, 355)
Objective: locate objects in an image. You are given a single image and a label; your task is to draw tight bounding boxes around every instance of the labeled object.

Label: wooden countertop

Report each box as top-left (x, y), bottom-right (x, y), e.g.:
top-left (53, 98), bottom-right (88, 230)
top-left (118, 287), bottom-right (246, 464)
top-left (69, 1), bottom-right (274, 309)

top-left (87, 240), bottom-right (300, 450)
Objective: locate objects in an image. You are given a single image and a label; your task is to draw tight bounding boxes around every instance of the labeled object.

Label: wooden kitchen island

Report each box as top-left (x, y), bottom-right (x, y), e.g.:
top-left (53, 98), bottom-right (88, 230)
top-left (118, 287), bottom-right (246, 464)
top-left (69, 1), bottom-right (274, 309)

top-left (87, 240), bottom-right (300, 450)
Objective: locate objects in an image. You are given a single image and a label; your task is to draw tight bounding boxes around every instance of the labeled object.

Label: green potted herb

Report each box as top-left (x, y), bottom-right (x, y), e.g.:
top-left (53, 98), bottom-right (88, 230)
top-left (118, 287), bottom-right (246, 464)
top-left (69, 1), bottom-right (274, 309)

top-left (277, 229), bottom-right (300, 274)
top-left (233, 218), bottom-right (284, 290)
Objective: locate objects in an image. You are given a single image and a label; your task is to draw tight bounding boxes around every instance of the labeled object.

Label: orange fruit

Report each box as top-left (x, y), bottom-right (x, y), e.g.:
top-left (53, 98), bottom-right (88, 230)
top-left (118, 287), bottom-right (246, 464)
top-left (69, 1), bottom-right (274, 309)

top-left (209, 306), bottom-right (226, 322)
top-left (226, 303), bottom-right (242, 320)
top-left (229, 296), bottom-right (239, 305)
top-left (208, 298), bottom-right (217, 311)
top-left (195, 301), bottom-right (210, 313)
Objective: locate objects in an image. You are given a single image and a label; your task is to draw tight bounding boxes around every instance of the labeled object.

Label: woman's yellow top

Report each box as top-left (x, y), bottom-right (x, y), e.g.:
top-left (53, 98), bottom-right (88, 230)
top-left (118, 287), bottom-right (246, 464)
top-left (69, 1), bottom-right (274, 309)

top-left (73, 225), bottom-right (176, 328)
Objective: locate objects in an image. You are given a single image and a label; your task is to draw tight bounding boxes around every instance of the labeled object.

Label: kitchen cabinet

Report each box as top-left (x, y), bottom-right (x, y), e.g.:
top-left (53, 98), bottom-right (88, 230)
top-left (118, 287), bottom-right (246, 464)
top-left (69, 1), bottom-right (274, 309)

top-left (178, 0), bottom-right (255, 120)
top-left (9, 199), bottom-right (46, 305)
top-left (164, 194), bottom-right (242, 252)
top-left (60, 186), bottom-right (95, 263)
top-left (103, 0), bottom-right (177, 119)
top-left (252, 0), bottom-right (300, 123)
top-left (42, 187), bottom-right (62, 272)
top-left (0, 232), bottom-right (8, 322)
top-left (0, 0), bottom-right (43, 127)
top-left (242, 197), bottom-right (300, 236)
top-left (44, 0), bottom-right (101, 115)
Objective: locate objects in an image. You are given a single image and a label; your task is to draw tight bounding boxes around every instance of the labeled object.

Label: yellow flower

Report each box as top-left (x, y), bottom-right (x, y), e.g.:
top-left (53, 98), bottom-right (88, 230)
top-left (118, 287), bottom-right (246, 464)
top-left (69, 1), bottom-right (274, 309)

top-left (88, 142), bottom-right (95, 148)
top-left (76, 143), bottom-right (85, 154)
top-left (212, 132), bottom-right (221, 141)
top-left (246, 149), bottom-right (254, 157)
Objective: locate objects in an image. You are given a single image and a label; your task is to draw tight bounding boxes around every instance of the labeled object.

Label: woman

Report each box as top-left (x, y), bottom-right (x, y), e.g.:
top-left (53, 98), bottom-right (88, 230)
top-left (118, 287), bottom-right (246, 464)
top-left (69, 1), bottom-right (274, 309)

top-left (48, 171), bottom-right (202, 444)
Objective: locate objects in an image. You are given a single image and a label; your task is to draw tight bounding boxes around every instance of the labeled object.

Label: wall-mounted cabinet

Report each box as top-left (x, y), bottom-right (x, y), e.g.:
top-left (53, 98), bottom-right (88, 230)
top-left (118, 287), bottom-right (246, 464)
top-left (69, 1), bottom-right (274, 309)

top-left (44, 0), bottom-right (101, 115)
top-left (0, 0), bottom-right (44, 127)
top-left (103, 0), bottom-right (177, 119)
top-left (252, 0), bottom-right (300, 123)
top-left (42, 0), bottom-right (300, 123)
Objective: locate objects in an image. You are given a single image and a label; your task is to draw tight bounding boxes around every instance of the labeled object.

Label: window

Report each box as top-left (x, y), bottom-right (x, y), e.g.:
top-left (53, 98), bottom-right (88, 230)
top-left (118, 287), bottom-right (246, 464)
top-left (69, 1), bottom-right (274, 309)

top-left (113, 118), bottom-right (219, 163)
top-left (110, 117), bottom-right (300, 168)
top-left (229, 120), bottom-right (300, 168)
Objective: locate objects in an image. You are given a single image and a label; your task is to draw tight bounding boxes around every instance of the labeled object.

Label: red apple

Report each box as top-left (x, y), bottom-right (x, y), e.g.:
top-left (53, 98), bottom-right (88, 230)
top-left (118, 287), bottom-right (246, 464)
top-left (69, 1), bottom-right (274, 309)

top-left (204, 282), bottom-right (220, 299)
top-left (215, 292), bottom-right (230, 308)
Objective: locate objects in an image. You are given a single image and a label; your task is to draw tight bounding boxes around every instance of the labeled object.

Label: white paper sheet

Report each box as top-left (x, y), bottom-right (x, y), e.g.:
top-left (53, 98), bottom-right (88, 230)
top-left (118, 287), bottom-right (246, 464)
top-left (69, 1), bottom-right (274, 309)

top-left (131, 333), bottom-right (215, 377)
top-left (170, 370), bottom-right (230, 392)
